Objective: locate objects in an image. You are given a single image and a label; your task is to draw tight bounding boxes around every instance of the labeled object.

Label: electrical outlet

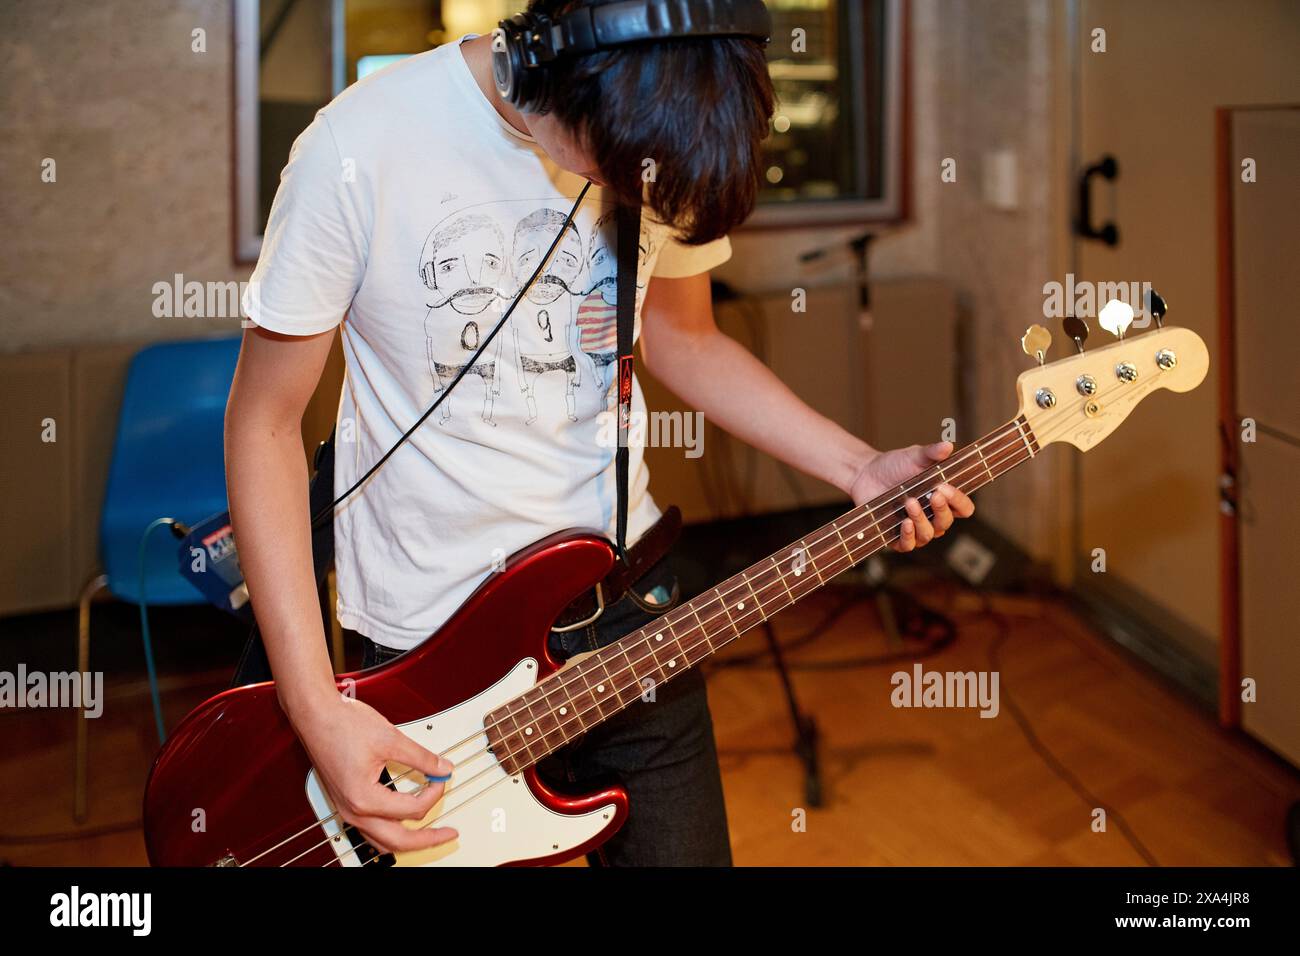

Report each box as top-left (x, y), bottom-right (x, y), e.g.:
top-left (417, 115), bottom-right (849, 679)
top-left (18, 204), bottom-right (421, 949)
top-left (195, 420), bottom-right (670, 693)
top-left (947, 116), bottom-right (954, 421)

top-left (946, 532), bottom-right (997, 586)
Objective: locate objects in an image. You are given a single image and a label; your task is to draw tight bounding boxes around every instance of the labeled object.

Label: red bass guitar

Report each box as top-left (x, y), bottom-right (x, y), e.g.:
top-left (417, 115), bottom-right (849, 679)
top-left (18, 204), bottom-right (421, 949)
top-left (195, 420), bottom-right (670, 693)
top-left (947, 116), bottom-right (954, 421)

top-left (142, 319), bottom-right (1206, 866)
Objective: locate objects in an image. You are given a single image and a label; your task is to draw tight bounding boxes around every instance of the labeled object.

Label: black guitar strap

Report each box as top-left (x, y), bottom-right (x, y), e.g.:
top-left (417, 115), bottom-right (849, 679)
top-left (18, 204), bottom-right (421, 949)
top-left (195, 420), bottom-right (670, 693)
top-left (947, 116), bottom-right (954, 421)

top-left (613, 201), bottom-right (641, 564)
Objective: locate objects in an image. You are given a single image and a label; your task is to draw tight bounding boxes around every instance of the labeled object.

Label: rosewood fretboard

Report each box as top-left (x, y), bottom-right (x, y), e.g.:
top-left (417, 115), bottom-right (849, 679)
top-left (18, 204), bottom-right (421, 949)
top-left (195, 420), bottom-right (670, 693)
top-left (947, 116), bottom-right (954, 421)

top-left (483, 416), bottom-right (1040, 774)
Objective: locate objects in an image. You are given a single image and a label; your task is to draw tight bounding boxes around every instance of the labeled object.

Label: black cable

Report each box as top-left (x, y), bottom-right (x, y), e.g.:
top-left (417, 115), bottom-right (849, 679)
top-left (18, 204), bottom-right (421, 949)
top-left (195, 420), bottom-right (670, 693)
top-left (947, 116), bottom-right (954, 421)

top-left (259, 0), bottom-right (300, 61)
top-left (981, 592), bottom-right (1161, 867)
top-left (310, 182), bottom-right (592, 530)
top-left (707, 573), bottom-right (1159, 865)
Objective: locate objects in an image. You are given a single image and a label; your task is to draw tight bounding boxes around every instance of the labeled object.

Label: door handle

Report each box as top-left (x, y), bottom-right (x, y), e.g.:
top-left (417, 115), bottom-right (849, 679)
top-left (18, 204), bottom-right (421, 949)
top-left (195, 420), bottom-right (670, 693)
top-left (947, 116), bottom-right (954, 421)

top-left (1075, 154), bottom-right (1120, 246)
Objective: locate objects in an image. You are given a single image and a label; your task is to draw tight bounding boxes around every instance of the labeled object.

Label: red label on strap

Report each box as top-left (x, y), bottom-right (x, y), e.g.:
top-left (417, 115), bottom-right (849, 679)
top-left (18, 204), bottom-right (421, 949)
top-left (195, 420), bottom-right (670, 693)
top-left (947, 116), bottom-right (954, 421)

top-left (618, 356), bottom-right (634, 406)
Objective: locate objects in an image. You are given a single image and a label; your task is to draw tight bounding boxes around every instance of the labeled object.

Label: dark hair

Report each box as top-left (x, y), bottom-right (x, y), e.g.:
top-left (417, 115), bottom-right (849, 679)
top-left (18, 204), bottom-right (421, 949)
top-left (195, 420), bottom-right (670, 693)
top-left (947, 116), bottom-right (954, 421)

top-left (525, 0), bottom-right (775, 244)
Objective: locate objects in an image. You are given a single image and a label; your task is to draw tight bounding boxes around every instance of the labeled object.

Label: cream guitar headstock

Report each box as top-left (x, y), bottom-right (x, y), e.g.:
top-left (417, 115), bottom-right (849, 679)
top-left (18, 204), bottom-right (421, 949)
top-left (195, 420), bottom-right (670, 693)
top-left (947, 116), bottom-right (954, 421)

top-left (1017, 294), bottom-right (1208, 452)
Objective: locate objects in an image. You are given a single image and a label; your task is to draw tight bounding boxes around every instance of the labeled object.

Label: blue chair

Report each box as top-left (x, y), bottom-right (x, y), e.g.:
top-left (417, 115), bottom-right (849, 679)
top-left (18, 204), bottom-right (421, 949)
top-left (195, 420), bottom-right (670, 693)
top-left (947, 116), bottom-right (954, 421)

top-left (75, 336), bottom-right (240, 821)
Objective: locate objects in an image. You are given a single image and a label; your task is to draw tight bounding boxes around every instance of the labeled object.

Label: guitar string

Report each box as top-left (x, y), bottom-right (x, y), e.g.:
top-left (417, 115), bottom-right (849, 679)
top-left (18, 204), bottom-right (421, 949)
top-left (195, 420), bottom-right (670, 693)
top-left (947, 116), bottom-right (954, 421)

top-left (260, 418), bottom-right (1048, 866)
top-left (262, 371), bottom-right (1138, 866)
top-left (336, 390), bottom-right (1135, 869)
top-left (449, 421), bottom-right (1039, 758)
top-left (435, 415), bottom-right (1035, 753)
top-left (244, 417), bottom-right (1038, 865)
top-left (338, 463), bottom-right (1016, 867)
top-left (320, 432), bottom-right (1043, 867)
top-left (317, 462), bottom-right (1002, 867)
top-left (538, 349), bottom-right (1152, 736)
top-left (244, 418), bottom-right (1034, 868)
top-left (332, 350), bottom-right (1183, 865)
top-left (342, 438), bottom-right (1032, 868)
top-left (287, 408), bottom-right (1082, 866)
top-left (346, 383), bottom-right (1146, 866)
top-left (454, 429), bottom-right (1037, 769)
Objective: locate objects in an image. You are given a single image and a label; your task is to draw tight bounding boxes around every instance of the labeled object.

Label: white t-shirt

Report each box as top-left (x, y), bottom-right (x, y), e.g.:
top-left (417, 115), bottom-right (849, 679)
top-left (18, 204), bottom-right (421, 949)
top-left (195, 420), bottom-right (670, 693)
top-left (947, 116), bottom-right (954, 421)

top-left (243, 37), bottom-right (731, 648)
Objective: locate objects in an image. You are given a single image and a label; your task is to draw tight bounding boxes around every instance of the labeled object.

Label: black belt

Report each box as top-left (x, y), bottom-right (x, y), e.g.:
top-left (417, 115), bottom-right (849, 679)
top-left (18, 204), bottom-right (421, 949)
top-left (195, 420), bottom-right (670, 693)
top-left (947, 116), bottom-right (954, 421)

top-left (551, 504), bottom-right (682, 632)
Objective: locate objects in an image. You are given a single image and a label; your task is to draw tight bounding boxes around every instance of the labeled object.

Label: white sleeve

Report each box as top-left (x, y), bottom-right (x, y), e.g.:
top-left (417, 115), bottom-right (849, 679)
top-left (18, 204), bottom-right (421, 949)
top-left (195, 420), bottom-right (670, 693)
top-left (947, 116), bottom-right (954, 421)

top-left (242, 112), bottom-right (370, 335)
top-left (651, 234), bottom-right (732, 279)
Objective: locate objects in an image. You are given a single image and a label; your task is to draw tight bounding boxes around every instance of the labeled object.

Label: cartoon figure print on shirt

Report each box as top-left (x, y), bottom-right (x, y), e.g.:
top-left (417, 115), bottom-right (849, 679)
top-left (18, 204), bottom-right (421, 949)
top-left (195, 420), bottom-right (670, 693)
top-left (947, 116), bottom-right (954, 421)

top-left (576, 207), bottom-right (655, 408)
top-left (418, 197), bottom-right (659, 426)
top-left (418, 210), bottom-right (507, 426)
top-left (509, 207), bottom-right (584, 424)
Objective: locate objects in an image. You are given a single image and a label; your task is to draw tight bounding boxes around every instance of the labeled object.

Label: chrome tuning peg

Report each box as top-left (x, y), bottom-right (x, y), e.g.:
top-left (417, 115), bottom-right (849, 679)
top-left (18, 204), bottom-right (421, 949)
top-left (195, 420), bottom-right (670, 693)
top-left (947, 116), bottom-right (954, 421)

top-left (1062, 315), bottom-right (1089, 353)
top-left (1021, 324), bottom-right (1052, 366)
top-left (1099, 298), bottom-right (1135, 340)
top-left (1145, 288), bottom-right (1168, 328)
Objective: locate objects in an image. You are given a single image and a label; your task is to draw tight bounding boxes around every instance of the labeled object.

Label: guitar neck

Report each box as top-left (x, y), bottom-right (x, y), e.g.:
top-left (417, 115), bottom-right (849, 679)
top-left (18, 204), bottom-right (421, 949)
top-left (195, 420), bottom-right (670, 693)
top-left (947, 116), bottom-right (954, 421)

top-left (486, 417), bottom-right (1041, 774)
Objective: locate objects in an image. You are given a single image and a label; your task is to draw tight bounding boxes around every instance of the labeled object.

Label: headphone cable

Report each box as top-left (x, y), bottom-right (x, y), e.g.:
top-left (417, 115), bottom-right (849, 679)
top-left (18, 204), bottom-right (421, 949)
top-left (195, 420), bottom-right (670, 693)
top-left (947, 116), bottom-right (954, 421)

top-left (310, 181), bottom-right (592, 530)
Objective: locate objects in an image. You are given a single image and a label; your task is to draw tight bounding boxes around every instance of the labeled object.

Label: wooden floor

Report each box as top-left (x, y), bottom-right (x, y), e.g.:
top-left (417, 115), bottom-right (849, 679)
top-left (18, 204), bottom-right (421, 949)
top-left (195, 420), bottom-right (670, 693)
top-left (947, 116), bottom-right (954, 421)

top-left (2, 583), bottom-right (1296, 866)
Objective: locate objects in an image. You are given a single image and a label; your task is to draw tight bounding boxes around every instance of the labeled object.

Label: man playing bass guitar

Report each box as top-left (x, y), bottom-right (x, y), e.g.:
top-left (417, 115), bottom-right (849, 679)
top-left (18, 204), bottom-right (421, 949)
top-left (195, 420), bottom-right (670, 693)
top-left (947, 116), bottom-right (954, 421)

top-left (227, 0), bottom-right (973, 866)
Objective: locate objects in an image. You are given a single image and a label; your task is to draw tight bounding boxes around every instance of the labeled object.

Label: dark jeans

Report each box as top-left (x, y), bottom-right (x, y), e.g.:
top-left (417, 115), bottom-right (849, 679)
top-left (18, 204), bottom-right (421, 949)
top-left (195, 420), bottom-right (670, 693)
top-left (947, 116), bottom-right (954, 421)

top-left (358, 555), bottom-right (733, 867)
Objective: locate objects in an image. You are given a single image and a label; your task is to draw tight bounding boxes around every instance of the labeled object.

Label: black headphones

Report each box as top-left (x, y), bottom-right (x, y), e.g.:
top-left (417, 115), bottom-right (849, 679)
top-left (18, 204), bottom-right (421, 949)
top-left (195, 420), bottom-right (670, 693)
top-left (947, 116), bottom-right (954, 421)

top-left (491, 0), bottom-right (772, 115)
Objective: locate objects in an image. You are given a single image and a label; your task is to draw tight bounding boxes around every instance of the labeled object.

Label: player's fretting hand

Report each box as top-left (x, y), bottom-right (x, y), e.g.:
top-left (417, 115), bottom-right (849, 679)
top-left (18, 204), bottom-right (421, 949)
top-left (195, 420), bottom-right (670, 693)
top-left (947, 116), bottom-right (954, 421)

top-left (848, 441), bottom-right (975, 553)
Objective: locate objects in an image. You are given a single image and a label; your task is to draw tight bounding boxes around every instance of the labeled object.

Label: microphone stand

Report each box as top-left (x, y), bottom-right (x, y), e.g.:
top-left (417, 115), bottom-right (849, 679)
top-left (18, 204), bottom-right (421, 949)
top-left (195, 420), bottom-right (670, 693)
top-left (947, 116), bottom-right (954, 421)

top-left (707, 278), bottom-right (835, 808)
top-left (799, 232), bottom-right (906, 651)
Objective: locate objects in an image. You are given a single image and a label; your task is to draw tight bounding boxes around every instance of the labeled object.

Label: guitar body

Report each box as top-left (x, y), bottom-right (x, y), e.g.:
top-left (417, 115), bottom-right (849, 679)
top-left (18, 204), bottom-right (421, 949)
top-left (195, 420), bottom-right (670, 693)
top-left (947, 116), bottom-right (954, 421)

top-left (143, 530), bottom-right (629, 867)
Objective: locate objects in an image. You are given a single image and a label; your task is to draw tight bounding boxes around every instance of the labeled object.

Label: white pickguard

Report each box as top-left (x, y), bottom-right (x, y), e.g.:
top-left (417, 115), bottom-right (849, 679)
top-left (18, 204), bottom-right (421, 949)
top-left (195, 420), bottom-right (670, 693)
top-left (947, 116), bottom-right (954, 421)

top-left (304, 659), bottom-right (615, 866)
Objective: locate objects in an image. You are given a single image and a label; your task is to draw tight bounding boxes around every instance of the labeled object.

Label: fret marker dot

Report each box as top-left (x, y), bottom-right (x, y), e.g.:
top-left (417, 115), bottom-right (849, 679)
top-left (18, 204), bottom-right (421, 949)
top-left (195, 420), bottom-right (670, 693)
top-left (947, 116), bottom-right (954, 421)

top-left (793, 568), bottom-right (803, 577)
top-left (668, 660), bottom-right (676, 668)
top-left (655, 634), bottom-right (663, 641)
top-left (737, 602), bottom-right (745, 610)
top-left (559, 707), bottom-right (567, 716)
top-left (596, 684), bottom-right (606, 693)
top-left (857, 532), bottom-right (864, 540)
top-left (524, 727), bottom-right (533, 736)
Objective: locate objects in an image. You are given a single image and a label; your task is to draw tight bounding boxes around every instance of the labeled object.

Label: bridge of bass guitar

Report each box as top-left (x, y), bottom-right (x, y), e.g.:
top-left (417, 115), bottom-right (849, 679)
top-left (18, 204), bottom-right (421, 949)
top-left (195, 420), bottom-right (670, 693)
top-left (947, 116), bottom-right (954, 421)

top-left (302, 658), bottom-right (620, 867)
